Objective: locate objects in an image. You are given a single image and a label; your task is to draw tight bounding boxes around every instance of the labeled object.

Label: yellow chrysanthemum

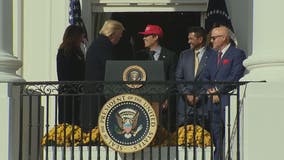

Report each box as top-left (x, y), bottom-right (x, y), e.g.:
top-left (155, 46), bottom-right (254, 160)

top-left (41, 123), bottom-right (84, 146)
top-left (177, 125), bottom-right (212, 147)
top-left (41, 124), bottom-right (211, 147)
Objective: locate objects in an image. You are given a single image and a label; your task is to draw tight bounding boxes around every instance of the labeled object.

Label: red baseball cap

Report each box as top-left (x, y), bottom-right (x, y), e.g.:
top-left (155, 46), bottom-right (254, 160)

top-left (138, 24), bottom-right (164, 38)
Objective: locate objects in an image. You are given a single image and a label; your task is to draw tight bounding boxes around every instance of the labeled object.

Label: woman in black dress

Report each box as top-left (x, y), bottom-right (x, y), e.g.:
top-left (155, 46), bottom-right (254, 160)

top-left (56, 25), bottom-right (85, 125)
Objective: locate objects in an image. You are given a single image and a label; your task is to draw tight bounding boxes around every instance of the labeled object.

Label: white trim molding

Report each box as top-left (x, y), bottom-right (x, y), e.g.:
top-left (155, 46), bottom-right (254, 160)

top-left (0, 0), bottom-right (23, 82)
top-left (90, 0), bottom-right (208, 12)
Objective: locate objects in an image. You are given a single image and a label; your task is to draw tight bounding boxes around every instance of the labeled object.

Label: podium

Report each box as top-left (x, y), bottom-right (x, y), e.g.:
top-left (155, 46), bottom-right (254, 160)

top-left (99, 60), bottom-right (169, 153)
top-left (104, 60), bottom-right (169, 127)
top-left (104, 60), bottom-right (167, 101)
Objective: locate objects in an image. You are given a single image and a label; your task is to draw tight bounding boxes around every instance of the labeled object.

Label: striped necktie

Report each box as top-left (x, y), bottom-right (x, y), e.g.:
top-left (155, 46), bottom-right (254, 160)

top-left (217, 51), bottom-right (223, 65)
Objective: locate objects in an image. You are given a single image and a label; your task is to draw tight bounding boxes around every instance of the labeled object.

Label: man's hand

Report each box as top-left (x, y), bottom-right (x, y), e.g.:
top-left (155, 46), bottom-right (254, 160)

top-left (207, 88), bottom-right (217, 94)
top-left (186, 95), bottom-right (199, 106)
top-left (211, 95), bottom-right (220, 104)
top-left (207, 88), bottom-right (220, 104)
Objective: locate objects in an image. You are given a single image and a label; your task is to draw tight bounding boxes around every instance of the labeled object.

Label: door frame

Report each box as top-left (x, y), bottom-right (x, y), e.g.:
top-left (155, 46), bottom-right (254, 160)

top-left (82, 0), bottom-right (208, 42)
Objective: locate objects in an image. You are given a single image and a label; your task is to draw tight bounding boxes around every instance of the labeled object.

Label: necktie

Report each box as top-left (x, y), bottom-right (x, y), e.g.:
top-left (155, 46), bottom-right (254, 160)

top-left (149, 51), bottom-right (155, 60)
top-left (217, 51), bottom-right (223, 65)
top-left (194, 50), bottom-right (200, 76)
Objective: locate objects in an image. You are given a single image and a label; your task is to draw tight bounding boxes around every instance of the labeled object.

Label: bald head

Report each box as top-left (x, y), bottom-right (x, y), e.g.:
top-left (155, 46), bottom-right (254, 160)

top-left (214, 26), bottom-right (229, 38)
top-left (210, 26), bottom-right (231, 50)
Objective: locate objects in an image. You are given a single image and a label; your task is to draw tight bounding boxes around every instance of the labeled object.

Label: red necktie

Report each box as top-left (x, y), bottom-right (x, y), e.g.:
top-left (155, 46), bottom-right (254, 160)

top-left (217, 51), bottom-right (223, 65)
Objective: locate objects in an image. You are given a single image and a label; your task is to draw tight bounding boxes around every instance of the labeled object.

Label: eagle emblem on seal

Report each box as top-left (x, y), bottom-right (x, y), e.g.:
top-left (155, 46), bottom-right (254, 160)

top-left (114, 108), bottom-right (143, 138)
top-left (123, 65), bottom-right (146, 89)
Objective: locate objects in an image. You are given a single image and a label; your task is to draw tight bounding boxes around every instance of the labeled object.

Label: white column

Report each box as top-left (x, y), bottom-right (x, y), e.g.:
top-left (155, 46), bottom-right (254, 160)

top-left (242, 1), bottom-right (284, 160)
top-left (0, 0), bottom-right (23, 159)
top-left (0, 0), bottom-right (23, 82)
top-left (244, 2), bottom-right (284, 82)
top-left (0, 85), bottom-right (9, 160)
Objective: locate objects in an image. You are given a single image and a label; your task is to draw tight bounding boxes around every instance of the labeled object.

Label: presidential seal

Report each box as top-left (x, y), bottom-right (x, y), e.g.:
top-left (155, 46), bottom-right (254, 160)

top-left (98, 94), bottom-right (157, 153)
top-left (123, 65), bottom-right (146, 89)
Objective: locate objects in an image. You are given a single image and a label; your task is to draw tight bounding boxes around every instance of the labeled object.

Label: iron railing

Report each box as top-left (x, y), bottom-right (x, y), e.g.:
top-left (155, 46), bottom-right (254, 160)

top-left (11, 81), bottom-right (250, 160)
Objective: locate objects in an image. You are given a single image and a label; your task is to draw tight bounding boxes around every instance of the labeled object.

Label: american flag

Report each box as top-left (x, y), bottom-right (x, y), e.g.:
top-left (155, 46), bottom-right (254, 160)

top-left (69, 0), bottom-right (88, 40)
top-left (205, 0), bottom-right (234, 32)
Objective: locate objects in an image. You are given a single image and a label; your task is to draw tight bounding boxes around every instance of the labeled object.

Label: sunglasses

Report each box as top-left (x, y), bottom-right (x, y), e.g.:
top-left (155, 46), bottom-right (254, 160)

top-left (210, 35), bottom-right (223, 41)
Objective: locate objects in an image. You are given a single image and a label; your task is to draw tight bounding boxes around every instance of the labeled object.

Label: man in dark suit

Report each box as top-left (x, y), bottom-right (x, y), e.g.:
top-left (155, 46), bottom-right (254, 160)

top-left (203, 25), bottom-right (246, 160)
top-left (136, 24), bottom-right (177, 130)
top-left (176, 26), bottom-right (215, 129)
top-left (81, 20), bottom-right (125, 132)
top-left (136, 24), bottom-right (177, 81)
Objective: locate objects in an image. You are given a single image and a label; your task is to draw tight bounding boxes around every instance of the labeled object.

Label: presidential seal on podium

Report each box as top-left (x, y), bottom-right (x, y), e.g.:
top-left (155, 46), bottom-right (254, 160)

top-left (122, 65), bottom-right (146, 89)
top-left (98, 94), bottom-right (157, 153)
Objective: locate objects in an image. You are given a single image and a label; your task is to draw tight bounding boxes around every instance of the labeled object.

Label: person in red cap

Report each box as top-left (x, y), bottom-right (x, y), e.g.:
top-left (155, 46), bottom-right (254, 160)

top-left (136, 24), bottom-right (178, 131)
top-left (137, 24), bottom-right (177, 81)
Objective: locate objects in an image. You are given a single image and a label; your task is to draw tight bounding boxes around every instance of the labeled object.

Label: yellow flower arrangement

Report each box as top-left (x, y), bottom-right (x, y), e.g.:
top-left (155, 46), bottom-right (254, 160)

top-left (80, 127), bottom-right (104, 145)
top-left (41, 124), bottom-right (103, 146)
top-left (41, 124), bottom-right (211, 147)
top-left (176, 124), bottom-right (212, 147)
top-left (41, 123), bottom-right (81, 146)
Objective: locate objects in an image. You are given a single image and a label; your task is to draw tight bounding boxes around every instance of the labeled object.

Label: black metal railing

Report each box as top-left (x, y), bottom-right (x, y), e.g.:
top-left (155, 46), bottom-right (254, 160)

top-left (11, 81), bottom-right (250, 160)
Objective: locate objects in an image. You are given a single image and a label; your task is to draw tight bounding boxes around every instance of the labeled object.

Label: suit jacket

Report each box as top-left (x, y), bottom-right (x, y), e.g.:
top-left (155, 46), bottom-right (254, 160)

top-left (85, 34), bottom-right (113, 81)
top-left (203, 44), bottom-right (247, 92)
top-left (81, 35), bottom-right (113, 131)
top-left (176, 47), bottom-right (215, 94)
top-left (203, 44), bottom-right (247, 108)
top-left (175, 47), bottom-right (215, 126)
top-left (134, 47), bottom-right (177, 81)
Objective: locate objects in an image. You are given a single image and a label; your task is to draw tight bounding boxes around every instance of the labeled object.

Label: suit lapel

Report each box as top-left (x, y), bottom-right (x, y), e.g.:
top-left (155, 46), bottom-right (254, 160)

top-left (195, 52), bottom-right (207, 77)
top-left (221, 45), bottom-right (233, 61)
top-left (195, 48), bottom-right (210, 79)
top-left (158, 47), bottom-right (166, 60)
top-left (215, 45), bottom-right (233, 76)
top-left (188, 50), bottom-right (195, 79)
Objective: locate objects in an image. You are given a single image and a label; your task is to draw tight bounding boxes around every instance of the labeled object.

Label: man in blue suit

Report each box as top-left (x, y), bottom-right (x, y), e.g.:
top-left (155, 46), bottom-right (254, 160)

top-left (203, 25), bottom-right (247, 160)
top-left (176, 26), bottom-right (216, 129)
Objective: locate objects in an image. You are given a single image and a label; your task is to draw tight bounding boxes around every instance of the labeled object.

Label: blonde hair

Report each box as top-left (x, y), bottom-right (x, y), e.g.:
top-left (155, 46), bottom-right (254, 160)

top-left (99, 20), bottom-right (125, 37)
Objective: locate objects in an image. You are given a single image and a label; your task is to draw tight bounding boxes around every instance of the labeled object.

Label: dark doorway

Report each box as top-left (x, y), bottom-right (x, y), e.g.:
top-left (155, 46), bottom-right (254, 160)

top-left (111, 12), bottom-right (201, 60)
